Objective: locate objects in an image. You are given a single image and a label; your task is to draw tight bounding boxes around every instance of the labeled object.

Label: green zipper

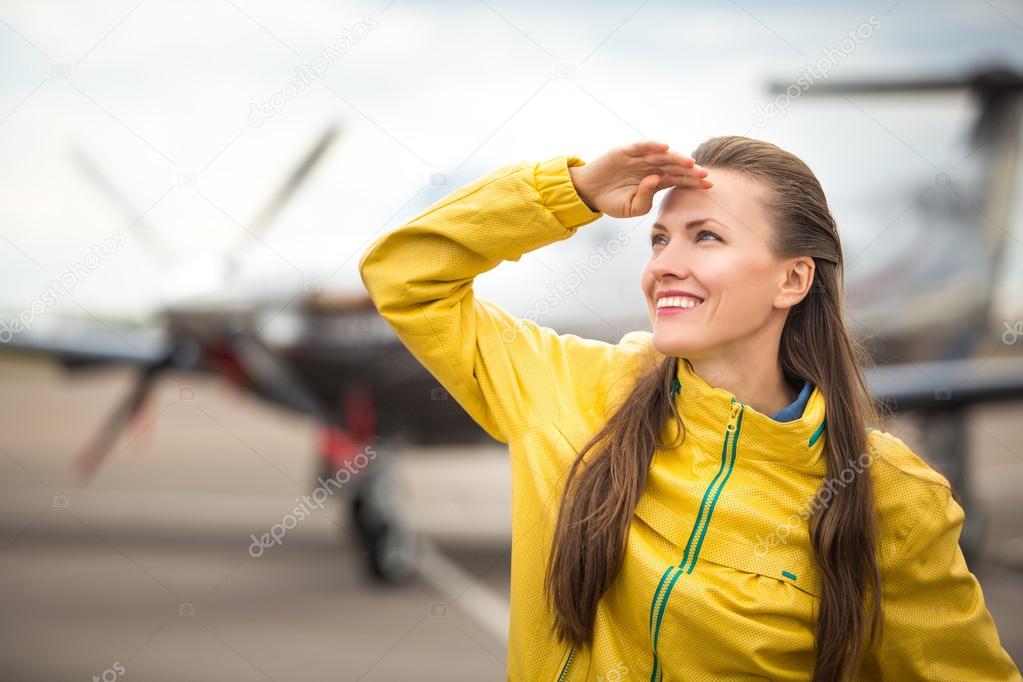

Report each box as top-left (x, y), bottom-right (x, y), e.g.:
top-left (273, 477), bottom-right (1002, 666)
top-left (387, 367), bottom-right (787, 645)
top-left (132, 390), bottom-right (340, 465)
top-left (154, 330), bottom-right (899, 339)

top-left (556, 645), bottom-right (576, 681)
top-left (647, 398), bottom-right (745, 682)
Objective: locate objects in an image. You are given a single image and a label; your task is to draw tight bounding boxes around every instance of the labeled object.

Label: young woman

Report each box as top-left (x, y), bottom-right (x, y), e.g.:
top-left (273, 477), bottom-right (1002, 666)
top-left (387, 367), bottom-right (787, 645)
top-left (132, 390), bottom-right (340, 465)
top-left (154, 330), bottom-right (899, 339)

top-left (358, 138), bottom-right (1021, 681)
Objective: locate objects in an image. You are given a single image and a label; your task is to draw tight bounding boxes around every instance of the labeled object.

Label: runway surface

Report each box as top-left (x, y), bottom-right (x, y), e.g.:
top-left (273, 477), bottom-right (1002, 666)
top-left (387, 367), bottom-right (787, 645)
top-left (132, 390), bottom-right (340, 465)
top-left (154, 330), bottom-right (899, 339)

top-left (1, 358), bottom-right (1020, 680)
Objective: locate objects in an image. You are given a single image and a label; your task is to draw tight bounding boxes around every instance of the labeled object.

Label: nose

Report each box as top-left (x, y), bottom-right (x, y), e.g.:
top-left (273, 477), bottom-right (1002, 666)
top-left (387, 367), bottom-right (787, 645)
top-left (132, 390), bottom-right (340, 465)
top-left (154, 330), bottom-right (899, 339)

top-left (649, 238), bottom-right (693, 281)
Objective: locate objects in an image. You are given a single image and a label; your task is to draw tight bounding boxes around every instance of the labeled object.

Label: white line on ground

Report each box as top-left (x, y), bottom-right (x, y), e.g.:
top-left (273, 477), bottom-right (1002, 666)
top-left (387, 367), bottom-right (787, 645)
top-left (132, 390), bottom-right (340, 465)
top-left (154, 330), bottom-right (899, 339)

top-left (416, 538), bottom-right (510, 644)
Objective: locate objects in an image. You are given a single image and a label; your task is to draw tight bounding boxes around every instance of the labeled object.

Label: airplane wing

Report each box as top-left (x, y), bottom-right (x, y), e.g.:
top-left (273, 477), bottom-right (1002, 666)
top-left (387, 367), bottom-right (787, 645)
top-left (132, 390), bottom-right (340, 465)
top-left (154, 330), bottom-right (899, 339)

top-left (0, 314), bottom-right (170, 367)
top-left (864, 354), bottom-right (1023, 412)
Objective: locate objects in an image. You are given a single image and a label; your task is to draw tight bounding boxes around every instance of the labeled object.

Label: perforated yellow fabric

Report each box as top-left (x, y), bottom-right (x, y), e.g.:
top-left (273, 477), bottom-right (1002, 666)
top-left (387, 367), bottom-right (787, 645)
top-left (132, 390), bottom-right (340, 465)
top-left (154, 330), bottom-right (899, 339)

top-left (358, 155), bottom-right (1021, 681)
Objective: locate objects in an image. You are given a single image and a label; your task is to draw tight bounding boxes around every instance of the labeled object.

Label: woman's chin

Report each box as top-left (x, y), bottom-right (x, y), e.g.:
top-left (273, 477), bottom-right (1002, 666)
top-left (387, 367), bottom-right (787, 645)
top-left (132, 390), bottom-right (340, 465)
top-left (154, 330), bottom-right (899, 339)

top-left (651, 330), bottom-right (703, 358)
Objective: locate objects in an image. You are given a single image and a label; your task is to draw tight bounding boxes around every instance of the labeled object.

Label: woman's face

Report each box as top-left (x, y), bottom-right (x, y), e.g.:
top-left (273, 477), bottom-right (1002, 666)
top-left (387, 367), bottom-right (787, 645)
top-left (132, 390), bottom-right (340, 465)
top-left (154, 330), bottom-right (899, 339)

top-left (640, 168), bottom-right (805, 361)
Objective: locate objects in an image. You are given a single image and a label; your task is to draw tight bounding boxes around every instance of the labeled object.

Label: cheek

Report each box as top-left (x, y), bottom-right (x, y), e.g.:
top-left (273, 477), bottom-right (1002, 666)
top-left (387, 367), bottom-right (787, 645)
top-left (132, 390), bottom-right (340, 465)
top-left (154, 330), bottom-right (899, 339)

top-left (687, 253), bottom-right (738, 300)
top-left (709, 257), bottom-right (775, 318)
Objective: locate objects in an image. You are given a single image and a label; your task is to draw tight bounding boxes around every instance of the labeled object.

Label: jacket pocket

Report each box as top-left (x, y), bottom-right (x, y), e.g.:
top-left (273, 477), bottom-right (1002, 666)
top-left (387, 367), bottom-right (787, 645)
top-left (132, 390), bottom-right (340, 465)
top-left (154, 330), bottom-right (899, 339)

top-left (652, 534), bottom-right (820, 681)
top-left (695, 531), bottom-right (821, 599)
top-left (631, 482), bottom-right (823, 602)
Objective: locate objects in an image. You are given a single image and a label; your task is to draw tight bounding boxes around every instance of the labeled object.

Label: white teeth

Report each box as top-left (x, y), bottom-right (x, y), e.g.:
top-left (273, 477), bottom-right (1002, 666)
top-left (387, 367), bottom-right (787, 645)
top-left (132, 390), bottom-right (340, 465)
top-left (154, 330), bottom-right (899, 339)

top-left (657, 295), bottom-right (704, 309)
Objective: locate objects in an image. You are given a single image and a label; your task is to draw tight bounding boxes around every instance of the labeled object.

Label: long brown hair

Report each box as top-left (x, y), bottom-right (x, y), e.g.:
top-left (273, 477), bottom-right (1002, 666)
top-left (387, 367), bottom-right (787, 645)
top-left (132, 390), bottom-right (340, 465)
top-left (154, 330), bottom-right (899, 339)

top-left (543, 136), bottom-right (886, 681)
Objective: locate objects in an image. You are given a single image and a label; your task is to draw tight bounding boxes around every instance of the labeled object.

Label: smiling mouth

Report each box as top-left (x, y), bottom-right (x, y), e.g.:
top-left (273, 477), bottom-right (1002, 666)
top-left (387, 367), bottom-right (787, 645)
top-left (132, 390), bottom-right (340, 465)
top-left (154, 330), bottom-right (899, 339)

top-left (656, 295), bottom-right (704, 312)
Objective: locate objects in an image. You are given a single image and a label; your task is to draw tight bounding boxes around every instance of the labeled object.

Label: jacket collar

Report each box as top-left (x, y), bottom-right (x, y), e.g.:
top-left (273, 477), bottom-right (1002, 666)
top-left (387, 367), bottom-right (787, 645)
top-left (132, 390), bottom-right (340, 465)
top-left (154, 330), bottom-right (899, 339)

top-left (668, 357), bottom-right (828, 471)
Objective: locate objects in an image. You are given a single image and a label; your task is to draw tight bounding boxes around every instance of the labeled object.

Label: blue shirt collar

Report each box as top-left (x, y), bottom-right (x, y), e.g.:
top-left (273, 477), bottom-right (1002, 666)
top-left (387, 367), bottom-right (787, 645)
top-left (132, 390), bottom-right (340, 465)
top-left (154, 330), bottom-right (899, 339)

top-left (770, 378), bottom-right (814, 423)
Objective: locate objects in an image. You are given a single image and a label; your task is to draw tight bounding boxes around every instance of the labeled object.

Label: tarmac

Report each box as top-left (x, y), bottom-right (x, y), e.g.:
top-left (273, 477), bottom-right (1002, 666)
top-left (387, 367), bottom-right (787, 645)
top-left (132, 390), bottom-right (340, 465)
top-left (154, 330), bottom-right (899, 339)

top-left (0, 358), bottom-right (1020, 680)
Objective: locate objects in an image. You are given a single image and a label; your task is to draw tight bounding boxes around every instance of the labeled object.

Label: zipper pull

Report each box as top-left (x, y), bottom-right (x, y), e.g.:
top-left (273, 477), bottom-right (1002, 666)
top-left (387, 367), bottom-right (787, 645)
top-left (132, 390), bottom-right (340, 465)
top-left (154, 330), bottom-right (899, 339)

top-left (728, 398), bottom-right (742, 426)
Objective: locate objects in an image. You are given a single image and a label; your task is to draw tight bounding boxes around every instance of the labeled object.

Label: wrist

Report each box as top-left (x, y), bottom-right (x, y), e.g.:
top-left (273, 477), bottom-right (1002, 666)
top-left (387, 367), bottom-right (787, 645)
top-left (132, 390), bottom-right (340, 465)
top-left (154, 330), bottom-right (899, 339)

top-left (568, 165), bottom-right (600, 213)
top-left (535, 155), bottom-right (603, 228)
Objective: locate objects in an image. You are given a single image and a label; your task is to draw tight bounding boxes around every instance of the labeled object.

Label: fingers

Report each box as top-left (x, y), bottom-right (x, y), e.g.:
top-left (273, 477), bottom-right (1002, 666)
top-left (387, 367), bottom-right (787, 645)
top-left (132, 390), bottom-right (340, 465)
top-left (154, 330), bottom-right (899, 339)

top-left (628, 140), bottom-right (669, 154)
top-left (657, 173), bottom-right (713, 190)
top-left (623, 142), bottom-right (702, 172)
top-left (654, 164), bottom-right (706, 180)
top-left (644, 151), bottom-right (698, 169)
top-left (635, 151), bottom-right (706, 186)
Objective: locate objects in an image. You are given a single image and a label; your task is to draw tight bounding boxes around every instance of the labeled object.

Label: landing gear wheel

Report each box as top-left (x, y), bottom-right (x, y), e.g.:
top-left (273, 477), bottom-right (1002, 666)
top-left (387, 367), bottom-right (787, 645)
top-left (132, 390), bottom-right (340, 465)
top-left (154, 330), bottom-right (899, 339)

top-left (350, 469), bottom-right (418, 583)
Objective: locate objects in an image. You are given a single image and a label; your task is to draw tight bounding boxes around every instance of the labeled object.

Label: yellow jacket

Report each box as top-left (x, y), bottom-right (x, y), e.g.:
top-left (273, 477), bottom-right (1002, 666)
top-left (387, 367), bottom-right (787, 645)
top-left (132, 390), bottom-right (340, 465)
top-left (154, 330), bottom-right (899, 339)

top-left (358, 154), bottom-right (1021, 681)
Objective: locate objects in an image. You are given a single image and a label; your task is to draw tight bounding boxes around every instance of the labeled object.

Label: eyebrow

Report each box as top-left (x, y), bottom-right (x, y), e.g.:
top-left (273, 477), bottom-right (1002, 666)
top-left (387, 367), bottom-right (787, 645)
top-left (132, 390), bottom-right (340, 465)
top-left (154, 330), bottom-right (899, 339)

top-left (651, 219), bottom-right (728, 232)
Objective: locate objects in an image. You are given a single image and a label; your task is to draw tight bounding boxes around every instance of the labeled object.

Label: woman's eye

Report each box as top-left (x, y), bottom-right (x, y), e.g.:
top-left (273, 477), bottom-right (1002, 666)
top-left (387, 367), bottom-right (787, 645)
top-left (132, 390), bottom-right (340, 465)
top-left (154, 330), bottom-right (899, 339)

top-left (651, 231), bottom-right (721, 247)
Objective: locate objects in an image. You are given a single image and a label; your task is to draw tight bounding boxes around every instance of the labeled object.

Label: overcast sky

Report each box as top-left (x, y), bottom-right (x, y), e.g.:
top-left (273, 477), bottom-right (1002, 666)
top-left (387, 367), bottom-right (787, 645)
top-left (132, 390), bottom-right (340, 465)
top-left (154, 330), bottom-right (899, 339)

top-left (2, 0), bottom-right (1022, 334)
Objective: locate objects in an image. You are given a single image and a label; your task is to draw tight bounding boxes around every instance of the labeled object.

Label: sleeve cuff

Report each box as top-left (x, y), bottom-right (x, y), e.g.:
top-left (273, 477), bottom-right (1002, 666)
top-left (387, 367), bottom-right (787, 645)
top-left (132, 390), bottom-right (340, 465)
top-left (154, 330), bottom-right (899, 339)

top-left (534, 155), bottom-right (604, 229)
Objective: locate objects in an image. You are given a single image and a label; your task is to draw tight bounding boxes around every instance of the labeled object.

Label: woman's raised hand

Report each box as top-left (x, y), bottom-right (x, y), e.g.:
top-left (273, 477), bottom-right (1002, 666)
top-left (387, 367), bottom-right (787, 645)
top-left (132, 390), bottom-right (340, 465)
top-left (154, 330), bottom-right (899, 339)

top-left (567, 141), bottom-right (712, 218)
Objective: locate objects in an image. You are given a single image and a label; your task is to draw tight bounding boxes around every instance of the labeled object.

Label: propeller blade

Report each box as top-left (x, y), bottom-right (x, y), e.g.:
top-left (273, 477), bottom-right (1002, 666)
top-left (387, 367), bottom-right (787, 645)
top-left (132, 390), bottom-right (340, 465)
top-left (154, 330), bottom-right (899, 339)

top-left (227, 123), bottom-right (342, 265)
top-left (73, 357), bottom-right (171, 482)
top-left (69, 146), bottom-right (176, 267)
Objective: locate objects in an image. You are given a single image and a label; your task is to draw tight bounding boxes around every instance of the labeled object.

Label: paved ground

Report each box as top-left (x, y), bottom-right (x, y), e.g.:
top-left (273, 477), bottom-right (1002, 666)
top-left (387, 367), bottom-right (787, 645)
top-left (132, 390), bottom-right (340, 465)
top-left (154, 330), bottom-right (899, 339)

top-left (0, 357), bottom-right (1020, 680)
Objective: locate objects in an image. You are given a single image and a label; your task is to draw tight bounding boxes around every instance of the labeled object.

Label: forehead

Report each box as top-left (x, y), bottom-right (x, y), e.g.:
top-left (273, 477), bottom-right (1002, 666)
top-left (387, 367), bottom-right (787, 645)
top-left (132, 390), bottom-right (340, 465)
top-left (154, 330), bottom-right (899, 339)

top-left (657, 168), bottom-right (772, 236)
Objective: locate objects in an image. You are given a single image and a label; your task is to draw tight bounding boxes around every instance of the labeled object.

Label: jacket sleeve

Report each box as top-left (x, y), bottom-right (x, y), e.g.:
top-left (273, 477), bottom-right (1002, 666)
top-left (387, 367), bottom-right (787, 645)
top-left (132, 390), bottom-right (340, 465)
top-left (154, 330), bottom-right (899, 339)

top-left (875, 480), bottom-right (1021, 680)
top-left (358, 154), bottom-right (622, 444)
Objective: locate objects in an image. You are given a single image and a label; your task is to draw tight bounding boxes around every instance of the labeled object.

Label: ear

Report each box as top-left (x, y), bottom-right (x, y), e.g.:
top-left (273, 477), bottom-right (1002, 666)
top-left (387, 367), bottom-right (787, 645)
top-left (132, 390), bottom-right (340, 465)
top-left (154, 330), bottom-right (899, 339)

top-left (774, 257), bottom-right (814, 310)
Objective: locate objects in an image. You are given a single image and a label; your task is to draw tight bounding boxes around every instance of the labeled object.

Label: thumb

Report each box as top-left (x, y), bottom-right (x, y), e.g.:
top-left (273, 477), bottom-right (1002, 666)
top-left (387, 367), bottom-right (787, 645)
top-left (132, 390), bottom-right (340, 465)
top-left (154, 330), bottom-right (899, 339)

top-left (630, 174), bottom-right (661, 216)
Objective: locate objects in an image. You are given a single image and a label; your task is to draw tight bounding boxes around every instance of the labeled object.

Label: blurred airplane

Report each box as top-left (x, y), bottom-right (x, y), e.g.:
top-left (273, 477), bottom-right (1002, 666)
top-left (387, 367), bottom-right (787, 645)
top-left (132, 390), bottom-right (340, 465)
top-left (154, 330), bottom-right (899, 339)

top-left (3, 64), bottom-right (1023, 580)
top-left (770, 64), bottom-right (1023, 560)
